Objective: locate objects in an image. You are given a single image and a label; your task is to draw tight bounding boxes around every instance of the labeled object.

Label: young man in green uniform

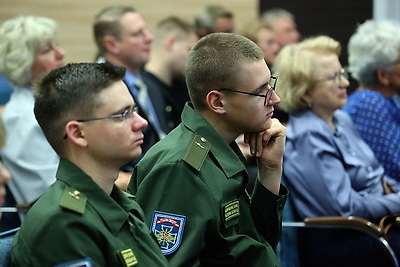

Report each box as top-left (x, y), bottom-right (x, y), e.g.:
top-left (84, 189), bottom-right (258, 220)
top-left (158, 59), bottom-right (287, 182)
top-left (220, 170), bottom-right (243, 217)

top-left (11, 63), bottom-right (168, 266)
top-left (128, 33), bottom-right (288, 266)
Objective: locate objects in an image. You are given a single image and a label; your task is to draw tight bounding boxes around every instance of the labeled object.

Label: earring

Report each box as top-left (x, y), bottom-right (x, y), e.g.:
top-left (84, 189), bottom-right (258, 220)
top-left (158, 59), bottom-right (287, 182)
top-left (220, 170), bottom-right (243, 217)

top-left (307, 102), bottom-right (313, 108)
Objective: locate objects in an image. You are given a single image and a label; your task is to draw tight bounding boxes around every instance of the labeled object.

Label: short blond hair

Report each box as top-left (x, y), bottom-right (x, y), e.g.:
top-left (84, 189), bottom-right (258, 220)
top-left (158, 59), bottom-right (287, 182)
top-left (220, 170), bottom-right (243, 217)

top-left (273, 35), bottom-right (341, 113)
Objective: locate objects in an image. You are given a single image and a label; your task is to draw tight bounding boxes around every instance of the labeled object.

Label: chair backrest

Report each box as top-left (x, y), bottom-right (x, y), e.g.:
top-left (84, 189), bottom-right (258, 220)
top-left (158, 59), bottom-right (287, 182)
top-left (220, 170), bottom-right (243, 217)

top-left (0, 227), bottom-right (19, 267)
top-left (279, 198), bottom-right (399, 266)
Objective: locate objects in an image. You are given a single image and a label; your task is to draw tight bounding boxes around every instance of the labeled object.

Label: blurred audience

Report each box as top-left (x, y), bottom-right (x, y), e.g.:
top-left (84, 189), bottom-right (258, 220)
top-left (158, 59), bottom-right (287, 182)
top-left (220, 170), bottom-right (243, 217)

top-left (195, 4), bottom-right (235, 38)
top-left (0, 16), bottom-right (65, 231)
top-left (343, 20), bottom-right (400, 182)
top-left (0, 75), bottom-right (12, 113)
top-left (0, 118), bottom-right (11, 220)
top-left (261, 8), bottom-right (300, 124)
top-left (261, 7), bottom-right (301, 50)
top-left (143, 16), bottom-right (197, 132)
top-left (274, 35), bottom-right (400, 266)
top-left (238, 19), bottom-right (280, 68)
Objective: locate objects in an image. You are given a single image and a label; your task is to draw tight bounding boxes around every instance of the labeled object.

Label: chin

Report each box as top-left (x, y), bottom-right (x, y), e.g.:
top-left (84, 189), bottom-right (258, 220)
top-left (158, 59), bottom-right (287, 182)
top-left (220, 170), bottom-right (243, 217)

top-left (263, 118), bottom-right (273, 130)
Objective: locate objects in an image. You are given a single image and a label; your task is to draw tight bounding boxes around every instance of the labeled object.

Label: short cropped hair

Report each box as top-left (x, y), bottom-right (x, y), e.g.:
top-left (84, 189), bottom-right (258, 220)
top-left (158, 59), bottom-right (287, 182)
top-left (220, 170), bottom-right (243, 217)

top-left (348, 20), bottom-right (400, 87)
top-left (0, 16), bottom-right (58, 86)
top-left (185, 33), bottom-right (263, 110)
top-left (34, 63), bottom-right (125, 156)
top-left (273, 35), bottom-right (341, 113)
top-left (93, 6), bottom-right (136, 56)
top-left (153, 16), bottom-right (195, 45)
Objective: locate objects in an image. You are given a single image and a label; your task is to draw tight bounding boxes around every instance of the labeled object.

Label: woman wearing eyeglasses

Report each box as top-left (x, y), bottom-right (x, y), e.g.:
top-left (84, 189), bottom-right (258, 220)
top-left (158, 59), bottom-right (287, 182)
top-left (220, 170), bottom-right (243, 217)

top-left (273, 35), bottom-right (400, 266)
top-left (343, 20), bottom-right (400, 183)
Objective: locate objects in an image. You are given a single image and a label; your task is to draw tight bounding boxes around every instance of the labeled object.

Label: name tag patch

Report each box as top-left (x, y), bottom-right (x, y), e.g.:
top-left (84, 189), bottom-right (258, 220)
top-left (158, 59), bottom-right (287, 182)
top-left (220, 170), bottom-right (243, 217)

top-left (150, 211), bottom-right (186, 255)
top-left (222, 200), bottom-right (240, 228)
top-left (119, 248), bottom-right (138, 267)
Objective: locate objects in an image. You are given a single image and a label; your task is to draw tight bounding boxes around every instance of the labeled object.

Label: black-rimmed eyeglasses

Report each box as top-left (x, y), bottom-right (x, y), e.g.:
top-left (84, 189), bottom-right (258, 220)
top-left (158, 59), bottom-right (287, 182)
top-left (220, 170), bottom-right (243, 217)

top-left (76, 105), bottom-right (139, 122)
top-left (218, 76), bottom-right (278, 106)
top-left (315, 68), bottom-right (349, 86)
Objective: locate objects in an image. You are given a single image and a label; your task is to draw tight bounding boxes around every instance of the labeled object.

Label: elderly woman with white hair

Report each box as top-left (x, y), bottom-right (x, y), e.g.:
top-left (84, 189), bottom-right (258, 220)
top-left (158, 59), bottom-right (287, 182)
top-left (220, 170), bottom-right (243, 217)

top-left (343, 20), bottom-right (400, 183)
top-left (0, 16), bottom-right (65, 230)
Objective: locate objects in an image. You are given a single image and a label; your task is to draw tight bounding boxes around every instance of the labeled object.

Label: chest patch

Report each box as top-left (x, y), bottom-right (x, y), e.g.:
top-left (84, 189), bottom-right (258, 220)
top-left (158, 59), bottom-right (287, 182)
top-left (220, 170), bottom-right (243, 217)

top-left (119, 248), bottom-right (138, 267)
top-left (150, 211), bottom-right (186, 255)
top-left (222, 200), bottom-right (240, 228)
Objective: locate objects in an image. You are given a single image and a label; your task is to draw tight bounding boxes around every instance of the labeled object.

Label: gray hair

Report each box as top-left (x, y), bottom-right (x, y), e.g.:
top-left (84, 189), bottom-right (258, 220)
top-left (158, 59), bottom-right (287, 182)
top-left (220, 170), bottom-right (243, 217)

top-left (261, 8), bottom-right (295, 25)
top-left (348, 19), bottom-right (400, 86)
top-left (0, 16), bottom-right (58, 86)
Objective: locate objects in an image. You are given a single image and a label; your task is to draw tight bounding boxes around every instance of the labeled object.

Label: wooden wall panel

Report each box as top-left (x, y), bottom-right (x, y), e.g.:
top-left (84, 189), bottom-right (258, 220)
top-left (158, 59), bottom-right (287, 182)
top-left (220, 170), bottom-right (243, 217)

top-left (0, 0), bottom-right (257, 63)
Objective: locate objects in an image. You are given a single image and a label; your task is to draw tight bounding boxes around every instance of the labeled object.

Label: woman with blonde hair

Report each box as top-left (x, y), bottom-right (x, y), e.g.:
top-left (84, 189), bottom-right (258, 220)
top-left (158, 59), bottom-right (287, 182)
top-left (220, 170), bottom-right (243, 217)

top-left (0, 15), bottom-right (65, 230)
top-left (274, 35), bottom-right (400, 266)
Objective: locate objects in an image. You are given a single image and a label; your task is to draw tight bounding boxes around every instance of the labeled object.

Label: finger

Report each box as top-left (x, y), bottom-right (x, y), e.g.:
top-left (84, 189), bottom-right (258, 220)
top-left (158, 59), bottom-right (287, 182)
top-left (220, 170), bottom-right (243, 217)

top-left (243, 132), bottom-right (250, 144)
top-left (248, 132), bottom-right (256, 156)
top-left (255, 131), bottom-right (265, 157)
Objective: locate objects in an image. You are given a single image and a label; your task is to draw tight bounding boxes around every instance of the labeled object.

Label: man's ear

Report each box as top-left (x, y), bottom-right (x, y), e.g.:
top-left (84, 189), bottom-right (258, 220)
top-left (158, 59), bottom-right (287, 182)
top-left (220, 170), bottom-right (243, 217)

top-left (65, 121), bottom-right (87, 147)
top-left (103, 35), bottom-right (119, 54)
top-left (376, 68), bottom-right (390, 86)
top-left (164, 35), bottom-right (176, 51)
top-left (205, 90), bottom-right (226, 114)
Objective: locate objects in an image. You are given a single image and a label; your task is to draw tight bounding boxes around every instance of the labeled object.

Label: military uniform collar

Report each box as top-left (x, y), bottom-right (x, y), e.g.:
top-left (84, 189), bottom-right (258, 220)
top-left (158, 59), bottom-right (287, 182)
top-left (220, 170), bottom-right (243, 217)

top-left (56, 158), bottom-right (143, 235)
top-left (181, 103), bottom-right (247, 178)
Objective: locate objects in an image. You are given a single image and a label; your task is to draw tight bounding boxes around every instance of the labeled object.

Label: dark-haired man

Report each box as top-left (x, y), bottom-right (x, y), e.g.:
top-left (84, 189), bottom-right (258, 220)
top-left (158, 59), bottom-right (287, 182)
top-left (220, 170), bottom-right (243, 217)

top-left (11, 63), bottom-right (168, 266)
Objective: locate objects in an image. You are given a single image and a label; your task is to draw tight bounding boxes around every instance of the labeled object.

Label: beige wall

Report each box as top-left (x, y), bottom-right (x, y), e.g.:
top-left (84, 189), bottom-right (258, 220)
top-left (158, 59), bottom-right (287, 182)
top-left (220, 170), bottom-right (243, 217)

top-left (0, 0), bottom-right (257, 63)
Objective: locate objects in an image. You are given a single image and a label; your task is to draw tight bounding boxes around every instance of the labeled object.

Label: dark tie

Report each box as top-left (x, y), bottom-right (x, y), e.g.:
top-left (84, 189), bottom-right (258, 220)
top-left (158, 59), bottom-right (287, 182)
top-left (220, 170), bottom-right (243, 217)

top-left (134, 79), bottom-right (166, 139)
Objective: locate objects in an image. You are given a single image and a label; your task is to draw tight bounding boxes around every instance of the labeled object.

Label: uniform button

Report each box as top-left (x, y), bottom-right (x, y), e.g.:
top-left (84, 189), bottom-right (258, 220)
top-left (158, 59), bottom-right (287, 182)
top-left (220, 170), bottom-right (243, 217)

top-left (200, 137), bottom-right (206, 142)
top-left (168, 121), bottom-right (175, 129)
top-left (165, 105), bottom-right (172, 112)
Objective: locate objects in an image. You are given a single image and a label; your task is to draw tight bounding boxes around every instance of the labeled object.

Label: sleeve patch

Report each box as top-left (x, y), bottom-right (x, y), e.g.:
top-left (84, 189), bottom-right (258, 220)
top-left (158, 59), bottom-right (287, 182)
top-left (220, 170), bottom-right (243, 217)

top-left (150, 211), bottom-right (186, 255)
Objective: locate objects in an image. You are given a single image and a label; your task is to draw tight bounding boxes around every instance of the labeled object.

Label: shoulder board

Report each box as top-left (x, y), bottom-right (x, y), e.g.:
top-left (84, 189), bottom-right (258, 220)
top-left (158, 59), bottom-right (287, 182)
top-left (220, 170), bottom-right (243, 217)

top-left (59, 186), bottom-right (87, 215)
top-left (182, 134), bottom-right (211, 171)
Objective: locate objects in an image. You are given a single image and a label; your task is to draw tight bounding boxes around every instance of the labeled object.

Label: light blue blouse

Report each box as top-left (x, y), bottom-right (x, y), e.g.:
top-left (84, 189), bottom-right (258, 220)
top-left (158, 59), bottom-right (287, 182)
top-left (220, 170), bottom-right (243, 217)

top-left (343, 89), bottom-right (400, 182)
top-left (283, 109), bottom-right (400, 221)
top-left (1, 87), bottom-right (59, 205)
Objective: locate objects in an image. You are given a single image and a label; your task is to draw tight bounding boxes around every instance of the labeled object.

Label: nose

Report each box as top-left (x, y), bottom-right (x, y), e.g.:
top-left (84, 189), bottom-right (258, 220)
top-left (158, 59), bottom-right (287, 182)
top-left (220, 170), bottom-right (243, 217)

top-left (52, 43), bottom-right (65, 60)
top-left (132, 112), bottom-right (148, 131)
top-left (340, 75), bottom-right (350, 88)
top-left (268, 90), bottom-right (281, 106)
top-left (144, 28), bottom-right (154, 43)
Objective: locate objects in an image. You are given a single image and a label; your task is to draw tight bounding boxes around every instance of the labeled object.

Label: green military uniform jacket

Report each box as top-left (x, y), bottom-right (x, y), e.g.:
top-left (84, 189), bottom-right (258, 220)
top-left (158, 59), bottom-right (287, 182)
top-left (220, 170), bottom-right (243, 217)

top-left (11, 158), bottom-right (168, 267)
top-left (128, 103), bottom-right (288, 266)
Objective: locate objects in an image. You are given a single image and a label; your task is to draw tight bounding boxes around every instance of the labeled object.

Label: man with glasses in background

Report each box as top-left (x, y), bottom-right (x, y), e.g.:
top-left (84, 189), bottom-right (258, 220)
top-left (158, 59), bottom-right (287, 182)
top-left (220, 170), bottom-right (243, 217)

top-left (11, 63), bottom-right (168, 266)
top-left (128, 33), bottom-right (288, 266)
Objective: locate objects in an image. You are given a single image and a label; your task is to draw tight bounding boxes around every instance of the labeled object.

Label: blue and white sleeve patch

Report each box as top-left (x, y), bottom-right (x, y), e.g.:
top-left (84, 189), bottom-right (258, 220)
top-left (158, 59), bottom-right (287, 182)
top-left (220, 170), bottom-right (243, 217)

top-left (54, 257), bottom-right (93, 267)
top-left (150, 211), bottom-right (186, 255)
